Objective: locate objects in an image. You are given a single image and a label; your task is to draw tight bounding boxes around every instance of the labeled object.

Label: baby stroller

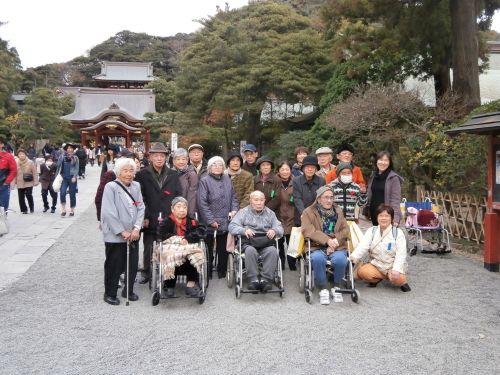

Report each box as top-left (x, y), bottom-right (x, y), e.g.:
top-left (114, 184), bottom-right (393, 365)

top-left (299, 238), bottom-right (359, 304)
top-left (226, 234), bottom-right (284, 298)
top-left (150, 215), bottom-right (209, 306)
top-left (403, 198), bottom-right (451, 256)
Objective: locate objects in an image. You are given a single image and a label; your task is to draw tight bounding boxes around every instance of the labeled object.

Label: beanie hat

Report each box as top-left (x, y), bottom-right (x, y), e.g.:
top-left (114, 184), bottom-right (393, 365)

top-left (171, 196), bottom-right (188, 208)
top-left (316, 185), bottom-right (333, 199)
top-left (336, 162), bottom-right (353, 175)
top-left (172, 148), bottom-right (188, 159)
top-left (207, 156), bottom-right (225, 171)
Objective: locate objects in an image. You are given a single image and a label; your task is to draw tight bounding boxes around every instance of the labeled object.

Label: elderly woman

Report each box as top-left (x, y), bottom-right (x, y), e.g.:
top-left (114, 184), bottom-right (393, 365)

top-left (14, 148), bottom-right (39, 214)
top-left (56, 143), bottom-right (79, 217)
top-left (101, 158), bottom-right (145, 305)
top-left (197, 156), bottom-right (239, 279)
top-left (171, 148), bottom-right (198, 217)
top-left (229, 191), bottom-right (283, 291)
top-left (301, 185), bottom-right (349, 304)
top-left (350, 204), bottom-right (411, 292)
top-left (158, 197), bottom-right (206, 297)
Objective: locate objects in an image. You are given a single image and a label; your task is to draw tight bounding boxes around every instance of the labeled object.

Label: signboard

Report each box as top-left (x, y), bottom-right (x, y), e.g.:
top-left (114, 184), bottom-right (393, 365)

top-left (171, 133), bottom-right (178, 151)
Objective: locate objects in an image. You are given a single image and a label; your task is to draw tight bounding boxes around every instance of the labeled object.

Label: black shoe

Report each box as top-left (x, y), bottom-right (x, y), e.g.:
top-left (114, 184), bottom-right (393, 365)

top-left (22, 211), bottom-right (28, 215)
top-left (247, 280), bottom-right (260, 291)
top-left (121, 289), bottom-right (139, 301)
top-left (103, 294), bottom-right (120, 305)
top-left (368, 280), bottom-right (382, 288)
top-left (400, 283), bottom-right (411, 292)
top-left (30, 210), bottom-right (34, 214)
top-left (185, 285), bottom-right (201, 297)
top-left (69, 212), bottom-right (74, 217)
top-left (43, 207), bottom-right (49, 213)
top-left (50, 208), bottom-right (56, 213)
top-left (165, 288), bottom-right (175, 298)
top-left (288, 262), bottom-right (297, 271)
top-left (260, 280), bottom-right (273, 292)
top-left (138, 276), bottom-right (150, 284)
top-left (217, 271), bottom-right (226, 279)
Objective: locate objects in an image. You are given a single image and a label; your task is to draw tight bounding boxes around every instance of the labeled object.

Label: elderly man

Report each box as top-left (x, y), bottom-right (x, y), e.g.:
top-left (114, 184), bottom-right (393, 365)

top-left (315, 147), bottom-right (335, 179)
top-left (242, 144), bottom-right (259, 176)
top-left (229, 191), bottom-right (284, 292)
top-left (325, 143), bottom-right (366, 192)
top-left (135, 142), bottom-right (181, 284)
top-left (188, 144), bottom-right (208, 178)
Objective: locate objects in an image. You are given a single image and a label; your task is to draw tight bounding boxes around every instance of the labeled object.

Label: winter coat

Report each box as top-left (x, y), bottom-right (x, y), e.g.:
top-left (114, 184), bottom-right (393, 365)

top-left (197, 173), bottom-right (239, 233)
top-left (94, 170), bottom-right (116, 221)
top-left (15, 159), bottom-right (39, 189)
top-left (39, 162), bottom-right (57, 190)
top-left (159, 215), bottom-right (205, 243)
top-left (277, 179), bottom-right (295, 235)
top-left (316, 163), bottom-right (335, 179)
top-left (292, 174), bottom-right (325, 226)
top-left (242, 161), bottom-right (258, 176)
top-left (176, 165), bottom-right (199, 217)
top-left (254, 173), bottom-right (281, 212)
top-left (27, 147), bottom-right (36, 160)
top-left (190, 159), bottom-right (208, 178)
top-left (325, 164), bottom-right (366, 186)
top-left (0, 151), bottom-right (17, 185)
top-left (101, 180), bottom-right (145, 243)
top-left (300, 203), bottom-right (349, 251)
top-left (291, 163), bottom-right (303, 177)
top-left (135, 165), bottom-right (182, 233)
top-left (351, 225), bottom-right (408, 274)
top-left (329, 179), bottom-right (367, 221)
top-left (56, 154), bottom-right (79, 179)
top-left (229, 206), bottom-right (284, 238)
top-left (227, 169), bottom-right (254, 209)
top-left (367, 170), bottom-right (403, 224)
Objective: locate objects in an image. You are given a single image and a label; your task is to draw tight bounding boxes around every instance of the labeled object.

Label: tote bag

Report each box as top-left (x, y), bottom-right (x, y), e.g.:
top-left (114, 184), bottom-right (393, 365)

top-left (287, 227), bottom-right (305, 258)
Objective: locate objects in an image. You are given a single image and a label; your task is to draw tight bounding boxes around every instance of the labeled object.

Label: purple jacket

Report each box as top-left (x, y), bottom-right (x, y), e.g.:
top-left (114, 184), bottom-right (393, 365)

top-left (197, 173), bottom-right (239, 233)
top-left (367, 170), bottom-right (403, 224)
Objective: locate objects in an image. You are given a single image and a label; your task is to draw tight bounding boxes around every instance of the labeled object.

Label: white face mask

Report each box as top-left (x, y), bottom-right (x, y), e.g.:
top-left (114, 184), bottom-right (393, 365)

top-left (46, 161), bottom-right (53, 167)
top-left (340, 175), bottom-right (352, 184)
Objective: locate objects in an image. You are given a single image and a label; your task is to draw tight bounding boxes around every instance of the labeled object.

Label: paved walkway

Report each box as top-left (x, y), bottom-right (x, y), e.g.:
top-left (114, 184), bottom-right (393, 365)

top-left (0, 164), bottom-right (101, 291)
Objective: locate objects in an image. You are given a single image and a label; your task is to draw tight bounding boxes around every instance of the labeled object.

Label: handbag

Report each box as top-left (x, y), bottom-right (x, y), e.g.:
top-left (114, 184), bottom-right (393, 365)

top-left (52, 174), bottom-right (63, 193)
top-left (287, 226), bottom-right (305, 258)
top-left (22, 173), bottom-right (34, 182)
top-left (241, 233), bottom-right (275, 250)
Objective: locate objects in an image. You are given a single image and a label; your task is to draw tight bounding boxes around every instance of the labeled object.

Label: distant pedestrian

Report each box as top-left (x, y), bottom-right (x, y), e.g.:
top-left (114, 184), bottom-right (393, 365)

top-left (75, 145), bottom-right (87, 179)
top-left (27, 143), bottom-right (36, 161)
top-left (56, 143), bottom-right (79, 217)
top-left (14, 149), bottom-right (39, 214)
top-left (101, 144), bottom-right (117, 176)
top-left (88, 146), bottom-right (96, 167)
top-left (39, 155), bottom-right (58, 213)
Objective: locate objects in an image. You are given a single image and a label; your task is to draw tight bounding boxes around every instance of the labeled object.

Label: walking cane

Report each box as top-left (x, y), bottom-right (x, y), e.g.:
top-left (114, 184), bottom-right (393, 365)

top-left (126, 240), bottom-right (130, 306)
top-left (212, 230), bottom-right (217, 276)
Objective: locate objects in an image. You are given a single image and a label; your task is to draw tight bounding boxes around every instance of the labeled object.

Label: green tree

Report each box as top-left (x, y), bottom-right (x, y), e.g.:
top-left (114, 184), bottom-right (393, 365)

top-left (146, 79), bottom-right (177, 113)
top-left (0, 35), bottom-right (22, 138)
top-left (176, 2), bottom-right (332, 145)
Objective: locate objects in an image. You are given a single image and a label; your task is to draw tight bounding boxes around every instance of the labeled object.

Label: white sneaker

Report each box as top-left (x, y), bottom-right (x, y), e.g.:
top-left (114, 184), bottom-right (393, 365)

top-left (331, 288), bottom-right (344, 303)
top-left (319, 289), bottom-right (330, 305)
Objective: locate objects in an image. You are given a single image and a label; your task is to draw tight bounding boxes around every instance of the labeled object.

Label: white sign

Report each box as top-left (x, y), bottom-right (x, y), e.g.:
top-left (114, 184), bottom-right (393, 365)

top-left (171, 133), bottom-right (178, 151)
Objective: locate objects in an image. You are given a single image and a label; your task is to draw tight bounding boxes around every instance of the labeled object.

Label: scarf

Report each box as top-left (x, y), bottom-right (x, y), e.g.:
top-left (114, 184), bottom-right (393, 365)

top-left (169, 213), bottom-right (187, 236)
top-left (374, 168), bottom-right (391, 181)
top-left (175, 165), bottom-right (189, 174)
top-left (316, 204), bottom-right (337, 235)
top-left (226, 168), bottom-right (242, 177)
top-left (18, 158), bottom-right (30, 173)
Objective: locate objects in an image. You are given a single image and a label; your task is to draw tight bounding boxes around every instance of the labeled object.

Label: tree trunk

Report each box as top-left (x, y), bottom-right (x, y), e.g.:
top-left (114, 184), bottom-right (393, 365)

top-left (243, 110), bottom-right (261, 145)
top-left (449, 0), bottom-right (481, 110)
top-left (433, 58), bottom-right (452, 101)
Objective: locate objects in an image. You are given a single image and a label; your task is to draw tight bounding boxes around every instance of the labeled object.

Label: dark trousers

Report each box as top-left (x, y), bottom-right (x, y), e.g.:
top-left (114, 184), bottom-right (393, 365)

top-left (41, 187), bottom-right (58, 209)
top-left (164, 262), bottom-right (199, 288)
top-left (104, 241), bottom-right (139, 298)
top-left (205, 232), bottom-right (228, 276)
top-left (141, 231), bottom-right (155, 277)
top-left (78, 162), bottom-right (86, 177)
top-left (278, 234), bottom-right (296, 269)
top-left (18, 187), bottom-right (34, 213)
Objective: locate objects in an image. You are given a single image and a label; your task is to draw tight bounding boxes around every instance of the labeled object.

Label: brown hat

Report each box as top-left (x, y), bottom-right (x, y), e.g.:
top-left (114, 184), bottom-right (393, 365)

top-left (149, 142), bottom-right (168, 154)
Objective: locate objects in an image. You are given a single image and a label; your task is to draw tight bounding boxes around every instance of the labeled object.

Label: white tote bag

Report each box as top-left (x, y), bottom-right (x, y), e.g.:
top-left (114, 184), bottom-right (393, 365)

top-left (52, 174), bottom-right (63, 193)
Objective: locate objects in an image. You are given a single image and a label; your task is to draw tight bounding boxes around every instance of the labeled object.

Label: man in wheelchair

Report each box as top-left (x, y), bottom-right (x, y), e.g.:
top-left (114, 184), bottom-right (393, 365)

top-left (229, 191), bottom-right (284, 292)
top-left (301, 185), bottom-right (350, 301)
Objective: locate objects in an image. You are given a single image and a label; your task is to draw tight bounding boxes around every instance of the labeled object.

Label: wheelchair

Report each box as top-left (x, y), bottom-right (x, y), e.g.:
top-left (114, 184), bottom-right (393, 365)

top-left (150, 237), bottom-right (209, 306)
top-left (298, 238), bottom-right (359, 304)
top-left (226, 234), bottom-right (284, 298)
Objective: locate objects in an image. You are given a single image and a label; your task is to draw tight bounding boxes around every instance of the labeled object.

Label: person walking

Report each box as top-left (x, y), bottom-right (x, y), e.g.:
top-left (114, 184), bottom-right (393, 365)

top-left (101, 144), bottom-right (117, 176)
top-left (0, 137), bottom-right (17, 212)
top-left (14, 149), bottom-right (39, 214)
top-left (56, 143), bottom-right (79, 217)
top-left (88, 146), bottom-right (96, 167)
top-left (39, 155), bottom-right (58, 213)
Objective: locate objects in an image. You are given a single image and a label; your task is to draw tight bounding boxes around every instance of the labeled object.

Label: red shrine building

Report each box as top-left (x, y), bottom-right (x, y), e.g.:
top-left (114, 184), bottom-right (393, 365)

top-left (60, 61), bottom-right (156, 150)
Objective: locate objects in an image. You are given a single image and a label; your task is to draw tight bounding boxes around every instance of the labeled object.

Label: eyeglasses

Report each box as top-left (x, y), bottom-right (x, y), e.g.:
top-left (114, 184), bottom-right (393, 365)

top-left (321, 196), bottom-right (334, 201)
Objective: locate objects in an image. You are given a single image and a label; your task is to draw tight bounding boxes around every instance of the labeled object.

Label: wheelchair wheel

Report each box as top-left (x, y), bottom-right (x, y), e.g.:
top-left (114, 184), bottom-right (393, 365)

top-left (298, 258), bottom-right (305, 293)
top-left (351, 289), bottom-right (360, 303)
top-left (151, 261), bottom-right (158, 292)
top-left (227, 253), bottom-right (234, 288)
top-left (152, 291), bottom-right (160, 306)
top-left (235, 285), bottom-right (241, 299)
top-left (305, 289), bottom-right (312, 304)
top-left (410, 246), bottom-right (417, 256)
top-left (279, 291), bottom-right (284, 298)
top-left (198, 295), bottom-right (205, 305)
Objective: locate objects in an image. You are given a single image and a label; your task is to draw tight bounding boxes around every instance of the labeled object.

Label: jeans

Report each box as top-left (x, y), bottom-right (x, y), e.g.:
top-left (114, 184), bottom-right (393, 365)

top-left (0, 184), bottom-right (11, 211)
top-left (42, 187), bottom-right (58, 209)
top-left (60, 177), bottom-right (77, 208)
top-left (310, 249), bottom-right (348, 288)
top-left (18, 187), bottom-right (34, 213)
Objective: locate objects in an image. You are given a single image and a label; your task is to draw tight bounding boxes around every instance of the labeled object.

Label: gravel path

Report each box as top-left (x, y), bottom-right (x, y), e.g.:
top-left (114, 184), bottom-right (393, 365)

top-left (0, 204), bottom-right (499, 375)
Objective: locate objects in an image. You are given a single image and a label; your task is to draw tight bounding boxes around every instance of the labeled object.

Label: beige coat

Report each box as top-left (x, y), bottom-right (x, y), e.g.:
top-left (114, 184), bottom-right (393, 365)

top-left (15, 159), bottom-right (39, 189)
top-left (301, 202), bottom-right (349, 251)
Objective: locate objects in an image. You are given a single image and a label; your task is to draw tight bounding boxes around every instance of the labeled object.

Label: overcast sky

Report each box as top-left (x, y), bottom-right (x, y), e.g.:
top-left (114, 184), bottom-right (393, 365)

top-left (1, 1), bottom-right (499, 69)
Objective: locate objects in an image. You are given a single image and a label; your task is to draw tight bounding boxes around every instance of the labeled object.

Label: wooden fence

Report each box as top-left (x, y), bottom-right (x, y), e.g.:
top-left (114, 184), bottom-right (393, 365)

top-left (417, 190), bottom-right (486, 244)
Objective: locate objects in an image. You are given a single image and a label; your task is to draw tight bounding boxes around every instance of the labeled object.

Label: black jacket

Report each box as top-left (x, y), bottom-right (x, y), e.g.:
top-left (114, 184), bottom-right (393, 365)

top-left (135, 165), bottom-right (182, 233)
top-left (159, 215), bottom-right (207, 243)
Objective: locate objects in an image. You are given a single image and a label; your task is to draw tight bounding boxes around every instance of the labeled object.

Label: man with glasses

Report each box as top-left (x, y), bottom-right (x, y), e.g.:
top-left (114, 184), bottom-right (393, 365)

top-left (325, 144), bottom-right (366, 193)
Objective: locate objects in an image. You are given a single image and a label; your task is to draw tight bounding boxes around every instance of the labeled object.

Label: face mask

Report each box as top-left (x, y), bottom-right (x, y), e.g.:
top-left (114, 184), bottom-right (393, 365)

top-left (340, 175), bottom-right (352, 184)
top-left (46, 161), bottom-right (53, 167)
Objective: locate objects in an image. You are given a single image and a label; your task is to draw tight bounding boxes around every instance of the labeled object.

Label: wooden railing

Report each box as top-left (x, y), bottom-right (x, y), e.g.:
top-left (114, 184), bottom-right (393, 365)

top-left (417, 190), bottom-right (486, 244)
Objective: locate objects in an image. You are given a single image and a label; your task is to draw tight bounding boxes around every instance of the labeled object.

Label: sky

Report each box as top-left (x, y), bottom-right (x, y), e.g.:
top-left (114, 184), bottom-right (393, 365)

top-left (1, 1), bottom-right (499, 69)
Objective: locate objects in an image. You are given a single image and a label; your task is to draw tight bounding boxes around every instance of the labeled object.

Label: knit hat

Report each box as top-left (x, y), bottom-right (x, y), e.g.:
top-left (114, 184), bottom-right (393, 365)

top-left (188, 144), bottom-right (204, 152)
top-left (301, 156), bottom-right (319, 171)
top-left (336, 162), bottom-right (353, 175)
top-left (172, 148), bottom-right (188, 159)
top-left (315, 147), bottom-right (333, 155)
top-left (316, 185), bottom-right (333, 199)
top-left (256, 156), bottom-right (274, 170)
top-left (171, 196), bottom-right (188, 208)
top-left (207, 156), bottom-right (225, 171)
top-left (226, 150), bottom-right (243, 166)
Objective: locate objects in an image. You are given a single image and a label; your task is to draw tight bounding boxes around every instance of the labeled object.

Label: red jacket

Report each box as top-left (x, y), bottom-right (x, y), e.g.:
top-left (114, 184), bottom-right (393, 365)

top-left (0, 151), bottom-right (17, 185)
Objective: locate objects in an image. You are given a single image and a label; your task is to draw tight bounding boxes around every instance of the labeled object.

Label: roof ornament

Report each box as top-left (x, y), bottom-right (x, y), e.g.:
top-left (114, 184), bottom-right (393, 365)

top-left (109, 103), bottom-right (120, 110)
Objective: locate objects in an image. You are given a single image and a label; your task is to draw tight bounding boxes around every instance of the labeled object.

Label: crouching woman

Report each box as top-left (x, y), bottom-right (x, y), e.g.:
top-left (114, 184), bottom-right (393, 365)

top-left (350, 204), bottom-right (411, 292)
top-left (101, 158), bottom-right (145, 305)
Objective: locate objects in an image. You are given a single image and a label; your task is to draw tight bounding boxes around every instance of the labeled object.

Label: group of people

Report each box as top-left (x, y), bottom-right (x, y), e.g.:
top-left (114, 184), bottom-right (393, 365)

top-left (98, 140), bottom-right (410, 306)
